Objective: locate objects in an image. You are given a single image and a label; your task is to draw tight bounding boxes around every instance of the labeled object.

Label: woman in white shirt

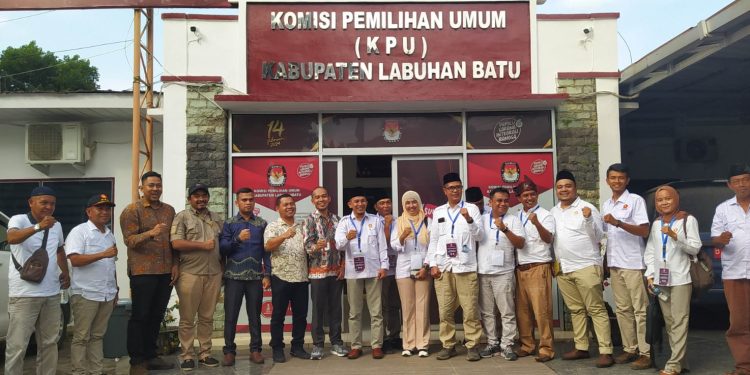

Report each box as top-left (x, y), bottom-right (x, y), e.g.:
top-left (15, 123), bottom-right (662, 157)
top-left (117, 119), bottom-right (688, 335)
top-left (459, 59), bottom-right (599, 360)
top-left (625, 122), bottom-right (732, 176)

top-left (390, 191), bottom-right (431, 358)
top-left (644, 185), bottom-right (701, 375)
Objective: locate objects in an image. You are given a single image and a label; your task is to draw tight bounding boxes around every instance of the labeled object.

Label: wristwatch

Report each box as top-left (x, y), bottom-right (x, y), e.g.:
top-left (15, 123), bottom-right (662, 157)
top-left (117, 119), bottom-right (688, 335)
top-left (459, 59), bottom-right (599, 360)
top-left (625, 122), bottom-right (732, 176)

top-left (501, 227), bottom-right (509, 233)
top-left (33, 223), bottom-right (41, 232)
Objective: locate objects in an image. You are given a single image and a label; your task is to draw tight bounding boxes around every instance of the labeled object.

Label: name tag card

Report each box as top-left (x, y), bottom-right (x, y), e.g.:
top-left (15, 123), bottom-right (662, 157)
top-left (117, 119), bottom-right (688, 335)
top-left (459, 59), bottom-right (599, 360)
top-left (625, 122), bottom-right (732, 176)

top-left (659, 268), bottom-right (670, 285)
top-left (354, 256), bottom-right (366, 272)
top-left (446, 241), bottom-right (458, 258)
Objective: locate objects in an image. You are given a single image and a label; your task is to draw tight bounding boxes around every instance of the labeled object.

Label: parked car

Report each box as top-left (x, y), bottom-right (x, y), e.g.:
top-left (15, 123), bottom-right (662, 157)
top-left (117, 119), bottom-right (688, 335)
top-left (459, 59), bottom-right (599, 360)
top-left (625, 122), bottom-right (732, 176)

top-left (644, 180), bottom-right (734, 306)
top-left (0, 211), bottom-right (70, 348)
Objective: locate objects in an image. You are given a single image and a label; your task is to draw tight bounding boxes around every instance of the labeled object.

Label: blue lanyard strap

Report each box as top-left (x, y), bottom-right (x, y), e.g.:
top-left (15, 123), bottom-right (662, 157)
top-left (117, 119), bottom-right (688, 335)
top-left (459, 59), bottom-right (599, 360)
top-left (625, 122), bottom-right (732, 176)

top-left (348, 215), bottom-right (366, 251)
top-left (520, 205), bottom-right (539, 227)
top-left (409, 218), bottom-right (425, 247)
top-left (660, 216), bottom-right (677, 260)
top-left (446, 201), bottom-right (464, 237)
top-left (489, 214), bottom-right (505, 244)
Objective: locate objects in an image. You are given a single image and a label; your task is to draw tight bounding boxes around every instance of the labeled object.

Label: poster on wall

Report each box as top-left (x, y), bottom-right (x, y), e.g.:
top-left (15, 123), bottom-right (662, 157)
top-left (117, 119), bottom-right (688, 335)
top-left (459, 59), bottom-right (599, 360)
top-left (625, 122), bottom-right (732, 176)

top-left (232, 156), bottom-right (319, 222)
top-left (467, 153), bottom-right (554, 211)
top-left (466, 111), bottom-right (552, 150)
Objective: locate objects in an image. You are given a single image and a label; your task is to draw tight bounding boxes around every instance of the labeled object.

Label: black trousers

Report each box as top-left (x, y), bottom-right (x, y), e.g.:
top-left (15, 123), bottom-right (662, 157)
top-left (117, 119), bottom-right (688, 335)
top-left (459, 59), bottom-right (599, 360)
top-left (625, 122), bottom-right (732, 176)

top-left (223, 278), bottom-right (264, 354)
top-left (310, 276), bottom-right (344, 347)
top-left (382, 274), bottom-right (402, 341)
top-left (270, 276), bottom-right (309, 350)
top-left (127, 273), bottom-right (173, 365)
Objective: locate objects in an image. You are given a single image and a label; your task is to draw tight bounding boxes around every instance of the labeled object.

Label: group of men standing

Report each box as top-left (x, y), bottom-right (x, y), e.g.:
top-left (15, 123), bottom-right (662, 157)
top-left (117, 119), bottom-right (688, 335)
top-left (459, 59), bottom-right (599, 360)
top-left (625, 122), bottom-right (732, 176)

top-left (4, 163), bottom-right (750, 375)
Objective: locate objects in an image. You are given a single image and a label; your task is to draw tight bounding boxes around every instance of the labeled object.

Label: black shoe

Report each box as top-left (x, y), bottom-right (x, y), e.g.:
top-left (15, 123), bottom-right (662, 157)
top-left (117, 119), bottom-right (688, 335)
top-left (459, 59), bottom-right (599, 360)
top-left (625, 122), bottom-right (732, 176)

top-left (273, 348), bottom-right (286, 363)
top-left (199, 357), bottom-right (220, 367)
top-left (147, 357), bottom-right (175, 370)
top-left (290, 347), bottom-right (312, 360)
top-left (180, 359), bottom-right (195, 371)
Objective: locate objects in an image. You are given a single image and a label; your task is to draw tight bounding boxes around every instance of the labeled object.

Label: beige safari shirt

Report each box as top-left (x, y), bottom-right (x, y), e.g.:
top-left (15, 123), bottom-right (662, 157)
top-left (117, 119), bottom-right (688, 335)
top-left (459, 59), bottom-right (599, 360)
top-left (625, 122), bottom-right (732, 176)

top-left (171, 208), bottom-right (223, 275)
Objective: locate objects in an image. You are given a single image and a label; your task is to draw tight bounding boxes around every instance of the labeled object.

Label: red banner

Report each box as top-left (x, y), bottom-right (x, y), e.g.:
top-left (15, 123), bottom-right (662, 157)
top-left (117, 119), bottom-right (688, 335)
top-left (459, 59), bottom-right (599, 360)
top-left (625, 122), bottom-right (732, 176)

top-left (467, 153), bottom-right (554, 207)
top-left (232, 156), bottom-right (318, 211)
top-left (246, 3), bottom-right (531, 102)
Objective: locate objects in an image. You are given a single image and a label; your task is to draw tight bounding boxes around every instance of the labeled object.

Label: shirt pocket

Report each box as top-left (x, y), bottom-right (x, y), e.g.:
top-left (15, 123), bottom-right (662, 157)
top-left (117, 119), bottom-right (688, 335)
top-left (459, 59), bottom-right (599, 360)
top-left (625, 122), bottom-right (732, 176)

top-left (564, 213), bottom-right (585, 230)
top-left (614, 206), bottom-right (633, 221)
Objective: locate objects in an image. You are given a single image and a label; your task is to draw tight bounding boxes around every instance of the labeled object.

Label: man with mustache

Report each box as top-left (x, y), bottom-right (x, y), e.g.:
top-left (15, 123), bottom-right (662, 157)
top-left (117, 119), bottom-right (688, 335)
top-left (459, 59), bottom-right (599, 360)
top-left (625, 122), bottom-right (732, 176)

top-left (170, 183), bottom-right (223, 370)
top-left (551, 170), bottom-right (613, 368)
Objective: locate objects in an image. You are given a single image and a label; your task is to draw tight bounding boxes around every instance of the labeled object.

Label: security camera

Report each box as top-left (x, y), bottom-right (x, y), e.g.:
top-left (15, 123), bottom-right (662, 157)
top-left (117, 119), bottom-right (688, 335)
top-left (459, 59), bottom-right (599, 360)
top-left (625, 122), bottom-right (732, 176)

top-left (583, 26), bottom-right (593, 35)
top-left (190, 26), bottom-right (197, 32)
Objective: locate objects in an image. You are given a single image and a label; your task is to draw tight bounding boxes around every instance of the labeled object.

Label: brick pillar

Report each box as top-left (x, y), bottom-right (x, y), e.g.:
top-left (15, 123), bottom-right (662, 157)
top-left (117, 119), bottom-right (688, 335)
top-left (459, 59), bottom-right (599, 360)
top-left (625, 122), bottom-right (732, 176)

top-left (185, 84), bottom-right (228, 332)
top-left (555, 77), bottom-right (601, 331)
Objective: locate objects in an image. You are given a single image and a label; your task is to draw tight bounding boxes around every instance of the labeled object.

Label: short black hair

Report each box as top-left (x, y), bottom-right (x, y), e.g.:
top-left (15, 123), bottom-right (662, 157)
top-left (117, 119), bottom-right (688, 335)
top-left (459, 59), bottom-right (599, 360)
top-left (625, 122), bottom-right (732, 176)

top-left (275, 193), bottom-right (294, 207)
top-left (236, 187), bottom-right (254, 195)
top-left (489, 187), bottom-right (510, 199)
top-left (606, 163), bottom-right (630, 178)
top-left (140, 171), bottom-right (162, 184)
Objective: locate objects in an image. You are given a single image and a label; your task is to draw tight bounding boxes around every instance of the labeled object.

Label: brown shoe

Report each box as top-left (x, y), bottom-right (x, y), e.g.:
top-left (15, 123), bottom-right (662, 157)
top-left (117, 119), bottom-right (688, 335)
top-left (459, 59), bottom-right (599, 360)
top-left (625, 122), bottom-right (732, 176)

top-left (561, 349), bottom-right (590, 360)
top-left (515, 348), bottom-right (535, 358)
top-left (250, 351), bottom-right (265, 365)
top-left (347, 348), bottom-right (362, 359)
top-left (372, 348), bottom-right (384, 359)
top-left (535, 354), bottom-right (554, 363)
top-left (222, 353), bottom-right (235, 366)
top-left (631, 355), bottom-right (652, 370)
top-left (659, 370), bottom-right (680, 375)
top-left (596, 354), bottom-right (615, 368)
top-left (614, 351), bottom-right (639, 364)
top-left (129, 363), bottom-right (149, 375)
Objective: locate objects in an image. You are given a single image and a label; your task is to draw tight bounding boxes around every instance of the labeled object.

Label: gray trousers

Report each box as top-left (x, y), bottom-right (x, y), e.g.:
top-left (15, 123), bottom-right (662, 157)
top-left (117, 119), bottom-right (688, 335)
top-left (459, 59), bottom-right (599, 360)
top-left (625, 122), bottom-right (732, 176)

top-left (4, 295), bottom-right (61, 375)
top-left (479, 272), bottom-right (517, 349)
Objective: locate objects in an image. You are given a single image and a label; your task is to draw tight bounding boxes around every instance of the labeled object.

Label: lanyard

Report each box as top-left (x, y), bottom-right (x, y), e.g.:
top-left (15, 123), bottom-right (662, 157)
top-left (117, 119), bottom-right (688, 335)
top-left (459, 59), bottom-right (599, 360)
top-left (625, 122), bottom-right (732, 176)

top-left (520, 205), bottom-right (539, 227)
top-left (446, 201), bottom-right (464, 237)
top-left (660, 216), bottom-right (677, 261)
top-left (349, 215), bottom-right (366, 251)
top-left (489, 214), bottom-right (505, 245)
top-left (409, 218), bottom-right (425, 248)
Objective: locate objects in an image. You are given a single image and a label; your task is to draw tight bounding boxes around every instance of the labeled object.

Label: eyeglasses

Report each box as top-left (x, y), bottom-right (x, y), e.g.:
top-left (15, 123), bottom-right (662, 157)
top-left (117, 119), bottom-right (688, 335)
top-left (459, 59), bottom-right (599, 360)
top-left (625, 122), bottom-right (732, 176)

top-left (444, 185), bottom-right (463, 192)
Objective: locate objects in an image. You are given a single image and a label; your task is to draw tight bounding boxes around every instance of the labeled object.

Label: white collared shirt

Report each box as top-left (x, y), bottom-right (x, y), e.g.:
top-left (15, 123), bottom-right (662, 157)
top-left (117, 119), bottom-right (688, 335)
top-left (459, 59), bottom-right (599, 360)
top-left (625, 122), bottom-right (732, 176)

top-left (334, 213), bottom-right (388, 279)
top-left (602, 190), bottom-right (649, 270)
top-left (711, 196), bottom-right (750, 280)
top-left (551, 197), bottom-right (605, 274)
top-left (8, 214), bottom-right (65, 298)
top-left (516, 206), bottom-right (555, 265)
top-left (390, 218), bottom-right (431, 279)
top-left (477, 212), bottom-right (524, 275)
top-left (644, 215), bottom-right (702, 286)
top-left (426, 201), bottom-right (483, 273)
top-left (377, 213), bottom-right (398, 276)
top-left (65, 220), bottom-right (118, 301)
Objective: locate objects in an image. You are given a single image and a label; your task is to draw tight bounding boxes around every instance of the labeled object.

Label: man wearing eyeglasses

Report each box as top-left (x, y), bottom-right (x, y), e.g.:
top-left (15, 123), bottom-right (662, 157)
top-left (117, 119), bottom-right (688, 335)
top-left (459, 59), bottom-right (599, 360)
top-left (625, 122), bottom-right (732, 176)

top-left (427, 173), bottom-right (484, 361)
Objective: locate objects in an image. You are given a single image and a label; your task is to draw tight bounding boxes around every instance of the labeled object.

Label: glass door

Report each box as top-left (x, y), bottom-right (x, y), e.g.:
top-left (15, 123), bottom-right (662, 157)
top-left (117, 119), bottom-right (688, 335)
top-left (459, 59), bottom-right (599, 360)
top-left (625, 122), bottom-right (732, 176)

top-left (391, 156), bottom-right (462, 218)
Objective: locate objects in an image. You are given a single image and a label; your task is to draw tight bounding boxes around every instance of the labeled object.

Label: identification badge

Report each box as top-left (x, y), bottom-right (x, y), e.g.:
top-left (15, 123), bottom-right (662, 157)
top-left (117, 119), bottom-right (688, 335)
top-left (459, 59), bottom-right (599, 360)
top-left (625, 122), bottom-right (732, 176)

top-left (354, 256), bottom-right (366, 272)
top-left (388, 254), bottom-right (397, 270)
top-left (410, 252), bottom-right (424, 271)
top-left (659, 268), bottom-right (670, 285)
top-left (490, 244), bottom-right (505, 266)
top-left (446, 241), bottom-right (458, 258)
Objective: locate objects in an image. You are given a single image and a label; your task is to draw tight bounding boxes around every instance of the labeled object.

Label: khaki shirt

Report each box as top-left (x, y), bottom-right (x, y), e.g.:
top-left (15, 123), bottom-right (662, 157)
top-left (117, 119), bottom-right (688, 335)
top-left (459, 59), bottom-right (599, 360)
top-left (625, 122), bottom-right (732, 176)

top-left (171, 208), bottom-right (223, 275)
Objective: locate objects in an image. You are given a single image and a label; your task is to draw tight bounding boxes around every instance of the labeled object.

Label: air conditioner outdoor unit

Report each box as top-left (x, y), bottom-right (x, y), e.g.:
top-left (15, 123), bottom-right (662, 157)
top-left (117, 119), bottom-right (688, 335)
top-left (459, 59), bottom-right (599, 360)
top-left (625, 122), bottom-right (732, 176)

top-left (25, 123), bottom-right (87, 165)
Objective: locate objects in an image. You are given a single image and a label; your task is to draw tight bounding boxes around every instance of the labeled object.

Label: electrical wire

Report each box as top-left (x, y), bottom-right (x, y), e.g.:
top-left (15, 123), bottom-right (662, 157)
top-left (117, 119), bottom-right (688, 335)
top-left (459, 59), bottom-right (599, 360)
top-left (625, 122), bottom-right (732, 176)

top-left (0, 10), bottom-right (54, 24)
top-left (0, 47), bottom-right (124, 79)
top-left (618, 31), bottom-right (634, 65)
top-left (52, 40), bottom-right (132, 54)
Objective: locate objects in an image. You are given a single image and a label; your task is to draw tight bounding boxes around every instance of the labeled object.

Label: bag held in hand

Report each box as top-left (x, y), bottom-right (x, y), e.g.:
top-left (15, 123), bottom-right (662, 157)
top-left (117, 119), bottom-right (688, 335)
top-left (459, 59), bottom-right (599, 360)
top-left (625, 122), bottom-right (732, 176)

top-left (10, 213), bottom-right (51, 283)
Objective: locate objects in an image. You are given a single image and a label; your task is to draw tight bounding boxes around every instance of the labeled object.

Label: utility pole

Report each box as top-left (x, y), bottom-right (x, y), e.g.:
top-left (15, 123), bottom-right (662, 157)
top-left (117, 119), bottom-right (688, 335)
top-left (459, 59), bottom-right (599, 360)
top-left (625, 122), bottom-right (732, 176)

top-left (131, 8), bottom-right (155, 202)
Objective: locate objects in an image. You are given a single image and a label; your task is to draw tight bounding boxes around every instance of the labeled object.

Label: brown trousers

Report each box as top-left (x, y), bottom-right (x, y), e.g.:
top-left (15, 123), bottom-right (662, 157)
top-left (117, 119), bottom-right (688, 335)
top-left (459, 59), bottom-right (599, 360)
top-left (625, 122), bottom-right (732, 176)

top-left (725, 279), bottom-right (750, 373)
top-left (515, 264), bottom-right (555, 357)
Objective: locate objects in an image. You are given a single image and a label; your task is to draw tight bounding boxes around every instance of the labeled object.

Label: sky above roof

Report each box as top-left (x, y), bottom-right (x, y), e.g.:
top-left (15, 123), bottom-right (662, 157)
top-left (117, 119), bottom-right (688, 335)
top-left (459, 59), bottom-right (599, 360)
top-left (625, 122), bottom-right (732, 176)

top-left (0, 0), bottom-right (734, 91)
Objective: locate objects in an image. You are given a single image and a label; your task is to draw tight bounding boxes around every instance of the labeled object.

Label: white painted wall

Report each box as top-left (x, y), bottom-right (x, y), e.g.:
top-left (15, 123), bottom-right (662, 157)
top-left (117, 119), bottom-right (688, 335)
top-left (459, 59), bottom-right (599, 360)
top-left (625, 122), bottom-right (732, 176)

top-left (160, 84), bottom-right (189, 211)
top-left (162, 17), bottom-right (244, 93)
top-left (596, 77), bottom-right (622, 205)
top-left (0, 121), bottom-right (163, 298)
top-left (536, 18), bottom-right (619, 93)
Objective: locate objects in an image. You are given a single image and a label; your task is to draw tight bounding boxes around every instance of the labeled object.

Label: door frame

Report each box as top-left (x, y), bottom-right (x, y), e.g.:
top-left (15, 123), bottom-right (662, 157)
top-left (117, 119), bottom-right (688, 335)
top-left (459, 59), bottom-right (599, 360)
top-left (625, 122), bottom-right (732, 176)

top-left (390, 154), bottom-right (463, 217)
